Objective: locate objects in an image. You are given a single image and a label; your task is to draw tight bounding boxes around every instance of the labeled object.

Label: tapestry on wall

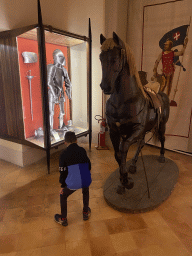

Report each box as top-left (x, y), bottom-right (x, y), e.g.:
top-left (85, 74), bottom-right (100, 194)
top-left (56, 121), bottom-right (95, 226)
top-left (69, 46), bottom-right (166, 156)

top-left (142, 0), bottom-right (192, 153)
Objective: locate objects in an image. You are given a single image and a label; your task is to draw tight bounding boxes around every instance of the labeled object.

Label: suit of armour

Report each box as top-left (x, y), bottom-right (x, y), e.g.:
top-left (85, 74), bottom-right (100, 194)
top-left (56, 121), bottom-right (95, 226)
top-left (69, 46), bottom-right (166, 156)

top-left (47, 49), bottom-right (72, 132)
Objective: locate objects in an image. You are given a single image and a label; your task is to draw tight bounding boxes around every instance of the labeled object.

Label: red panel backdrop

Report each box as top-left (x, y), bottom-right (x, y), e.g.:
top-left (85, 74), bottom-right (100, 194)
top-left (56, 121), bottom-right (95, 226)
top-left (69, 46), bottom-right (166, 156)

top-left (17, 37), bottom-right (70, 139)
top-left (17, 37), bottom-right (43, 139)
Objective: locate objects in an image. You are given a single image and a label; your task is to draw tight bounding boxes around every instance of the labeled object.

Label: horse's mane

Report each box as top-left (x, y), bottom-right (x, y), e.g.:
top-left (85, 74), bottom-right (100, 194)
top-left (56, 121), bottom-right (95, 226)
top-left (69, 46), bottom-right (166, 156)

top-left (101, 38), bottom-right (147, 98)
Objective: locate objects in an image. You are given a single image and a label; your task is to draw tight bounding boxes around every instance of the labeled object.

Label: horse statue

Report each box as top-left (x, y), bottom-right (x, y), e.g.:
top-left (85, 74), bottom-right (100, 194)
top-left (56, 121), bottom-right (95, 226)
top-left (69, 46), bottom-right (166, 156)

top-left (100, 32), bottom-right (170, 194)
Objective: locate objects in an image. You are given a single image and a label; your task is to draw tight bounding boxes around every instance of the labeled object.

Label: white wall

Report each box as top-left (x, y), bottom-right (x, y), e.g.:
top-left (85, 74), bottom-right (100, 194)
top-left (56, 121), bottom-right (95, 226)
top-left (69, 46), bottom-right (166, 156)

top-left (104, 0), bottom-right (129, 148)
top-left (105, 0), bottom-right (128, 41)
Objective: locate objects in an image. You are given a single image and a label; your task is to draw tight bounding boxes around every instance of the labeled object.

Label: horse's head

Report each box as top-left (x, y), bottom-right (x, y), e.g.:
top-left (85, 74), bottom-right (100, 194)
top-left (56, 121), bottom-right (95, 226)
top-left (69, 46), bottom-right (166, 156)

top-left (99, 32), bottom-right (126, 95)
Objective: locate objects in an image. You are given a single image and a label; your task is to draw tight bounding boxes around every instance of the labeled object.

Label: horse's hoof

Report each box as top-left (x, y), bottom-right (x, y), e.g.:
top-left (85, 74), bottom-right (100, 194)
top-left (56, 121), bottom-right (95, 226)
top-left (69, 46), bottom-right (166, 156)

top-left (123, 177), bottom-right (134, 190)
top-left (158, 155), bottom-right (165, 163)
top-left (116, 185), bottom-right (126, 195)
top-left (129, 164), bottom-right (136, 174)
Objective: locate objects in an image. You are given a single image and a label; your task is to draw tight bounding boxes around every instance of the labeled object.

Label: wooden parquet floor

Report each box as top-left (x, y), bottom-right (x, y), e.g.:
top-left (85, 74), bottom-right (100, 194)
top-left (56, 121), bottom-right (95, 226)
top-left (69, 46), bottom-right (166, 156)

top-left (0, 142), bottom-right (192, 255)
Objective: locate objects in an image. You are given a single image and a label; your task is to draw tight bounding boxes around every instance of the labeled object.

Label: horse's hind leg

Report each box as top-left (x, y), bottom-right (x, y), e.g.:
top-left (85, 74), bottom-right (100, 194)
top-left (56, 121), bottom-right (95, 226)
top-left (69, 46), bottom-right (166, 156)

top-left (129, 138), bottom-right (145, 174)
top-left (109, 128), bottom-right (121, 166)
top-left (119, 140), bottom-right (134, 191)
top-left (158, 122), bottom-right (166, 163)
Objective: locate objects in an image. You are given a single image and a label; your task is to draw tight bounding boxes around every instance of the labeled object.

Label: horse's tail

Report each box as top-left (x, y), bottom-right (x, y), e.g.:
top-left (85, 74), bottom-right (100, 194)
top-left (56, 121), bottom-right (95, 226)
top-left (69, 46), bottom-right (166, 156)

top-left (152, 124), bottom-right (161, 143)
top-left (151, 112), bottom-right (162, 143)
top-left (152, 92), bottom-right (170, 143)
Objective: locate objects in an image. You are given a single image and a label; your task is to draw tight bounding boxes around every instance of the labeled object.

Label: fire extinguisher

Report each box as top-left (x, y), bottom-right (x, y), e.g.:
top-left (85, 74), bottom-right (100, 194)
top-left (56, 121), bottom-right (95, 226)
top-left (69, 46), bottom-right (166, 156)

top-left (95, 115), bottom-right (109, 150)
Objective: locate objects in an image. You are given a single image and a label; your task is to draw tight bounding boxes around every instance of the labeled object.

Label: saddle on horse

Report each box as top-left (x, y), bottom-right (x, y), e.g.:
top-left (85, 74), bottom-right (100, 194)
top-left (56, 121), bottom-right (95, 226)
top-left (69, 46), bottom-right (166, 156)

top-left (144, 87), bottom-right (162, 128)
top-left (144, 87), bottom-right (161, 111)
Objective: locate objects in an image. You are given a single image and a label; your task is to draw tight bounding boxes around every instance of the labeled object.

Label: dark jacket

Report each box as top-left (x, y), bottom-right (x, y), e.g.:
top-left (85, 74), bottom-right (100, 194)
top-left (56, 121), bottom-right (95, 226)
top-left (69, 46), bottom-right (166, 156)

top-left (59, 143), bottom-right (92, 190)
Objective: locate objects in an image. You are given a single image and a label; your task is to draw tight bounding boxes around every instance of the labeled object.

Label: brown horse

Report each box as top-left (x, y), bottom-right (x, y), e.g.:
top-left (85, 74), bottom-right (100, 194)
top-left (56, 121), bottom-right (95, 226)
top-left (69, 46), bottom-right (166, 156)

top-left (100, 32), bottom-right (170, 194)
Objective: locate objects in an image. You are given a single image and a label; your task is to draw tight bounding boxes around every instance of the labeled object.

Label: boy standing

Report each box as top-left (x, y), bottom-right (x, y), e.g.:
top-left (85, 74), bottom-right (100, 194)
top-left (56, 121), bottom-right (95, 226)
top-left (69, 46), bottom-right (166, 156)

top-left (54, 131), bottom-right (92, 226)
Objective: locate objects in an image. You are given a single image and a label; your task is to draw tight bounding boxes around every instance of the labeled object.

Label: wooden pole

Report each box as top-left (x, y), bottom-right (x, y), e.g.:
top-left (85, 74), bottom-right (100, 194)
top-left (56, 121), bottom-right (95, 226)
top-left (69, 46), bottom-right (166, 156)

top-left (88, 18), bottom-right (92, 151)
top-left (37, 0), bottom-right (51, 174)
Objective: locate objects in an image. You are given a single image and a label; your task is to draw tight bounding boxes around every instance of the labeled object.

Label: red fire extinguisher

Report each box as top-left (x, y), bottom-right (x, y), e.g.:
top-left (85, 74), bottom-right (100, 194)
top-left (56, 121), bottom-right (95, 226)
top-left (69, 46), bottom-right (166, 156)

top-left (95, 115), bottom-right (109, 150)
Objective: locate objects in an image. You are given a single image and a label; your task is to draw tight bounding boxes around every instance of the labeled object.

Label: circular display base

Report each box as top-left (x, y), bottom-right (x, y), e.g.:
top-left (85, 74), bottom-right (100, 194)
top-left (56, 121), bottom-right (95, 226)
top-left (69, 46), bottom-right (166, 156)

top-left (103, 155), bottom-right (179, 213)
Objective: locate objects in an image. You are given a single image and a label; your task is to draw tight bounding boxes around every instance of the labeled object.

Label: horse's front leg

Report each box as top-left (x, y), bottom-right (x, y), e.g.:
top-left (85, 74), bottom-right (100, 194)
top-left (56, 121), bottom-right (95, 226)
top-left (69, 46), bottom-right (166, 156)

top-left (117, 125), bottom-right (145, 193)
top-left (117, 140), bottom-right (134, 193)
top-left (129, 137), bottom-right (145, 174)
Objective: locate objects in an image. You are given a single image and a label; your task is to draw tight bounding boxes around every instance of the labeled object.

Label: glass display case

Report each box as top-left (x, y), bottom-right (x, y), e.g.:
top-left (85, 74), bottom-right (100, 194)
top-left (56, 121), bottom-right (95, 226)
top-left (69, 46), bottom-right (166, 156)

top-left (0, 5), bottom-right (92, 172)
top-left (16, 27), bottom-right (90, 148)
